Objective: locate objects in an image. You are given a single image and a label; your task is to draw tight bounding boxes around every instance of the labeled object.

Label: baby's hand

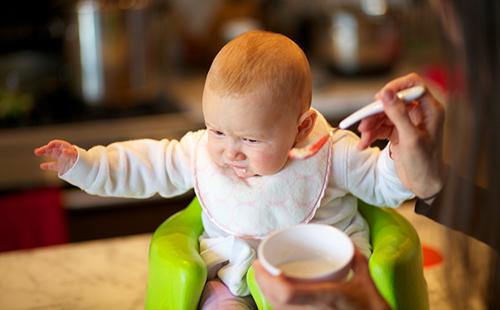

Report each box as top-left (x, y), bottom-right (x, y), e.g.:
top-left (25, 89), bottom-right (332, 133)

top-left (34, 139), bottom-right (78, 174)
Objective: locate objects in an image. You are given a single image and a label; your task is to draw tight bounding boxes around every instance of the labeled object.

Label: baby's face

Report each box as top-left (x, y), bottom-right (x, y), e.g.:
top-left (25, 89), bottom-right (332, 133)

top-left (202, 87), bottom-right (299, 178)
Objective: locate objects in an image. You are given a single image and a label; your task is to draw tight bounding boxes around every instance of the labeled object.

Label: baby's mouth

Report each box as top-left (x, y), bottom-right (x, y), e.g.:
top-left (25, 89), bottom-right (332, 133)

top-left (224, 162), bottom-right (251, 178)
top-left (231, 166), bottom-right (248, 178)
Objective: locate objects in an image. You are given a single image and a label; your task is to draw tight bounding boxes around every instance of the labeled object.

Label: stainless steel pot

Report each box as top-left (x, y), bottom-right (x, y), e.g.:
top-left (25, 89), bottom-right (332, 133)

top-left (65, 0), bottom-right (168, 105)
top-left (312, 0), bottom-right (401, 75)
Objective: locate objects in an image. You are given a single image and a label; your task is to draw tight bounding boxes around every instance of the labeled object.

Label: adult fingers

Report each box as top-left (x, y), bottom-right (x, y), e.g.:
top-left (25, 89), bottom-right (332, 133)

top-left (381, 89), bottom-right (419, 139)
top-left (408, 102), bottom-right (424, 127)
top-left (286, 284), bottom-right (342, 306)
top-left (358, 131), bottom-right (375, 150)
top-left (376, 72), bottom-right (424, 98)
top-left (377, 73), bottom-right (443, 135)
top-left (357, 113), bottom-right (385, 132)
top-left (418, 92), bottom-right (445, 136)
top-left (358, 124), bottom-right (395, 149)
top-left (357, 114), bottom-right (385, 149)
top-left (254, 260), bottom-right (342, 307)
top-left (252, 260), bottom-right (294, 304)
top-left (350, 250), bottom-right (370, 275)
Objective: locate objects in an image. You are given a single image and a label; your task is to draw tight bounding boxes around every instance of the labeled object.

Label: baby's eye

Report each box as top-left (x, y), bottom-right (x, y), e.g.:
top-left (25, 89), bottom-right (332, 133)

top-left (243, 138), bottom-right (259, 144)
top-left (210, 129), bottom-right (225, 136)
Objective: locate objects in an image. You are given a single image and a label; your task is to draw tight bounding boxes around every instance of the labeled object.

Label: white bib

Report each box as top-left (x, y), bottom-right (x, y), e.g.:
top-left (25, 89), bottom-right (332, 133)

top-left (194, 113), bottom-right (332, 239)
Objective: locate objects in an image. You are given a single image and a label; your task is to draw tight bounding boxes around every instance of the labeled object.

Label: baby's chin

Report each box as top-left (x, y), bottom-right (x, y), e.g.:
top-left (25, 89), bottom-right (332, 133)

top-left (248, 166), bottom-right (287, 178)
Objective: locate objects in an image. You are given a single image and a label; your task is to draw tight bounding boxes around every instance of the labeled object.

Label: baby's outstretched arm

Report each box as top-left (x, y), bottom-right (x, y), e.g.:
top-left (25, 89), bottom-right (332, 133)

top-left (34, 139), bottom-right (78, 175)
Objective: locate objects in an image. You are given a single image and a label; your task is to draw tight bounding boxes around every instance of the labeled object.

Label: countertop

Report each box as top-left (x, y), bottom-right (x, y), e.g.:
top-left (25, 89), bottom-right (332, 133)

top-left (0, 202), bottom-right (493, 309)
top-left (0, 234), bottom-right (151, 310)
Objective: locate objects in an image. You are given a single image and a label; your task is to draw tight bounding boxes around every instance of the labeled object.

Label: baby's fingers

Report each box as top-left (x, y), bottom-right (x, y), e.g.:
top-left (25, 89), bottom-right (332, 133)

top-left (34, 146), bottom-right (47, 156)
top-left (34, 145), bottom-right (61, 158)
top-left (39, 161), bottom-right (59, 172)
top-left (34, 145), bottom-right (54, 156)
top-left (34, 140), bottom-right (70, 157)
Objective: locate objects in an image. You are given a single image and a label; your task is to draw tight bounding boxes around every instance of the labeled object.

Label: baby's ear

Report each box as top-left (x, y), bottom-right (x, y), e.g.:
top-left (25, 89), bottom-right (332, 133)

top-left (295, 109), bottom-right (317, 143)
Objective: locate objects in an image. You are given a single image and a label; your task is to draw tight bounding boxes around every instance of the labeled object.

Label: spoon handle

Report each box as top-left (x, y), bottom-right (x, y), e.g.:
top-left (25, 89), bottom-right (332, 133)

top-left (338, 85), bottom-right (425, 129)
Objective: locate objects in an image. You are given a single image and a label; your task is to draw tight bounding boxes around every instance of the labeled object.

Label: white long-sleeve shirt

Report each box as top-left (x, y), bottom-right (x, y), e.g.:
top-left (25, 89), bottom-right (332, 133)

top-left (61, 114), bottom-right (413, 296)
top-left (61, 129), bottom-right (410, 207)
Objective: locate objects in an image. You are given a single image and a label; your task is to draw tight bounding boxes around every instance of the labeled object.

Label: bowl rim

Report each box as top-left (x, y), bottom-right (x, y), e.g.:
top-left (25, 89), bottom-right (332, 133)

top-left (257, 223), bottom-right (354, 279)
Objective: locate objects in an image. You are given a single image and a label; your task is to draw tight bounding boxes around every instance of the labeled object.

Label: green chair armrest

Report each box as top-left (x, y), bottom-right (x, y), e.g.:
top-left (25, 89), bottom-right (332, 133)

top-left (247, 266), bottom-right (273, 310)
top-left (359, 200), bottom-right (429, 310)
top-left (145, 198), bottom-right (207, 310)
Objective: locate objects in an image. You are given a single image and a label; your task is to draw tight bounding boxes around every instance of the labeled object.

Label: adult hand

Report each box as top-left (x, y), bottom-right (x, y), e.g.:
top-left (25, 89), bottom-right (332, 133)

top-left (357, 73), bottom-right (446, 199)
top-left (34, 139), bottom-right (78, 175)
top-left (252, 250), bottom-right (390, 310)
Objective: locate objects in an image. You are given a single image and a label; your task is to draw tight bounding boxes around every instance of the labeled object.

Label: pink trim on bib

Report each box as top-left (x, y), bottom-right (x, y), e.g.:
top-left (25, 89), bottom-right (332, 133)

top-left (194, 113), bottom-right (333, 240)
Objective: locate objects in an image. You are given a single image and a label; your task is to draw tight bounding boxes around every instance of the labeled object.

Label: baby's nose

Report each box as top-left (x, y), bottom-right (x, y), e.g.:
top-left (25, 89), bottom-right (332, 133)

top-left (225, 148), bottom-right (246, 161)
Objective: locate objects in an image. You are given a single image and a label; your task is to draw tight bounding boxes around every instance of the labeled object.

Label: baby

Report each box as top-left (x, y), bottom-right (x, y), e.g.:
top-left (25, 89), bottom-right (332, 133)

top-left (35, 31), bottom-right (413, 309)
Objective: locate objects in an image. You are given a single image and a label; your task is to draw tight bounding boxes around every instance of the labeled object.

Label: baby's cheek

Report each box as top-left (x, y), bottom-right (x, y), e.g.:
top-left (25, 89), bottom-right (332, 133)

top-left (253, 151), bottom-right (287, 174)
top-left (207, 142), bottom-right (223, 164)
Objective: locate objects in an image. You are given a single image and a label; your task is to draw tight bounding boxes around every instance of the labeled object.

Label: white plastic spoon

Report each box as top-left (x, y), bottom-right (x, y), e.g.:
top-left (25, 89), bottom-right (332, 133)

top-left (288, 85), bottom-right (425, 159)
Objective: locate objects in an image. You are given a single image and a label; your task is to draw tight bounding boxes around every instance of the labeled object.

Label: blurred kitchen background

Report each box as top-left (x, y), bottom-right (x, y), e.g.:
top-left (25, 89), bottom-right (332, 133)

top-left (0, 0), bottom-right (447, 251)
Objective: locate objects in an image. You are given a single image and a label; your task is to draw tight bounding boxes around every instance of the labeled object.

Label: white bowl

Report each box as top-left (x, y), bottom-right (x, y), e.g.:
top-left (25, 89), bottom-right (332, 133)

top-left (258, 224), bottom-right (354, 281)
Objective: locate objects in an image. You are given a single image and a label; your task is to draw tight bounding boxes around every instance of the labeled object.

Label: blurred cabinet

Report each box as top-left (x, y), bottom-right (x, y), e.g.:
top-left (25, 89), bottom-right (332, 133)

top-left (66, 191), bottom-right (194, 242)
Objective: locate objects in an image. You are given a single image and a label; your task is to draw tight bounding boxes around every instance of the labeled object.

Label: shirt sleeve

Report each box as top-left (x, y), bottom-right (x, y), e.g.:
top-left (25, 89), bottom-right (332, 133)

top-left (330, 130), bottom-right (414, 207)
top-left (60, 130), bottom-right (205, 198)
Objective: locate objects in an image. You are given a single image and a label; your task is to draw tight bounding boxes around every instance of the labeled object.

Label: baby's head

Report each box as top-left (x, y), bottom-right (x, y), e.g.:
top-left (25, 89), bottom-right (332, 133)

top-left (202, 31), bottom-right (316, 178)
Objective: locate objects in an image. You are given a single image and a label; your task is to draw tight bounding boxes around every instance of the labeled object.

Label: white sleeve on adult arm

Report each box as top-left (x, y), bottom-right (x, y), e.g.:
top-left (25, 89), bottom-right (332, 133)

top-left (331, 131), bottom-right (414, 207)
top-left (60, 130), bottom-right (204, 198)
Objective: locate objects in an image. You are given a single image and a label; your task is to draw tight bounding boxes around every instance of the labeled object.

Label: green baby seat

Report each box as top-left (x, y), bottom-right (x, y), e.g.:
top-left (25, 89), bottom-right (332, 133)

top-left (145, 197), bottom-right (429, 310)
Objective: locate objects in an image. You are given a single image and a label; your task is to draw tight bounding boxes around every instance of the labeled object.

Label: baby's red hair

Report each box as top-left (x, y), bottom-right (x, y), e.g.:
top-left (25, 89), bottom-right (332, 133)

top-left (206, 31), bottom-right (312, 115)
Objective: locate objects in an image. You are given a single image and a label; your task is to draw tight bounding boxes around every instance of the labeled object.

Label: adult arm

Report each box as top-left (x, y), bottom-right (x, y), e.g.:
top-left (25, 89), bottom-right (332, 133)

top-left (415, 172), bottom-right (496, 250)
top-left (358, 73), bottom-right (497, 250)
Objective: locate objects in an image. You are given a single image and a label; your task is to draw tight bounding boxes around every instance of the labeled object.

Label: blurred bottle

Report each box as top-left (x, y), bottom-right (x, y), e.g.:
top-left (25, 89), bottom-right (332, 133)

top-left (169, 0), bottom-right (262, 69)
top-left (311, 0), bottom-right (401, 75)
top-left (65, 0), bottom-right (173, 106)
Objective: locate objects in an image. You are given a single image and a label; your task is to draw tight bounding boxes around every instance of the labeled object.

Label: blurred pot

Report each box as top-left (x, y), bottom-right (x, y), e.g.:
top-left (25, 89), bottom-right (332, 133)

top-left (312, 0), bottom-right (401, 75)
top-left (65, 0), bottom-right (169, 105)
